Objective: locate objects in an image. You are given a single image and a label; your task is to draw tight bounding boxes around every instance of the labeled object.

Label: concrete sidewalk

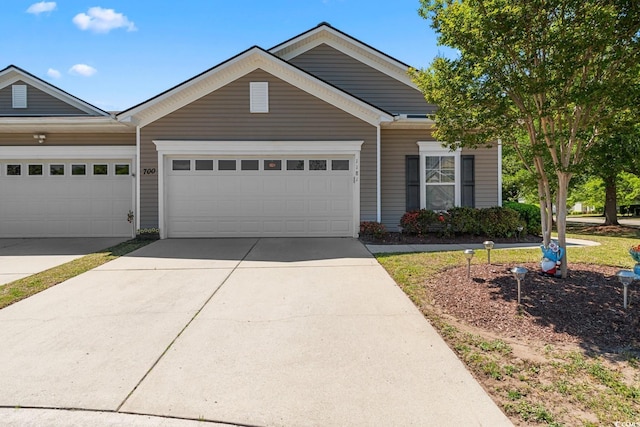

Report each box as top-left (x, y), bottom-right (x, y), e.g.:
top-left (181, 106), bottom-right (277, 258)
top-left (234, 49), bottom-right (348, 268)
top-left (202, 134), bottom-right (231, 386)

top-left (0, 238), bottom-right (512, 426)
top-left (366, 237), bottom-right (600, 254)
top-left (0, 238), bottom-right (128, 285)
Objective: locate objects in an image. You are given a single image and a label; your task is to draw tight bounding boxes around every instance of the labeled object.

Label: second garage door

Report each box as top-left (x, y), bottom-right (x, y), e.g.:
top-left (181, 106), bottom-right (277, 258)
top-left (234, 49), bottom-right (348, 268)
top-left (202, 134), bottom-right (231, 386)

top-left (165, 157), bottom-right (356, 237)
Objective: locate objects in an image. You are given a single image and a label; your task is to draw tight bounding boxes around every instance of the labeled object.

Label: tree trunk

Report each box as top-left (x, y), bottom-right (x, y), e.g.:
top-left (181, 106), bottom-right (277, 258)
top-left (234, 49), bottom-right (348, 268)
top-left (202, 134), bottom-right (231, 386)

top-left (603, 175), bottom-right (619, 226)
top-left (556, 172), bottom-right (571, 279)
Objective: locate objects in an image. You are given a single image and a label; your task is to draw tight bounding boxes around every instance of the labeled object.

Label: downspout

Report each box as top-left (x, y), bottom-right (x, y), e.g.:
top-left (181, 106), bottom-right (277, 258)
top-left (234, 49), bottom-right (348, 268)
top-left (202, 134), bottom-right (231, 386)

top-left (376, 123), bottom-right (381, 223)
top-left (497, 138), bottom-right (503, 206)
top-left (136, 126), bottom-right (141, 232)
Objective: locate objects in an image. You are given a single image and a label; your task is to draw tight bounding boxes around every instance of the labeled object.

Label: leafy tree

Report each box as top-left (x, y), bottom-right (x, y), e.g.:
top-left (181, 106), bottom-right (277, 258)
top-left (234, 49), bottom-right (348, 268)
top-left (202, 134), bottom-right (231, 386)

top-left (413, 0), bottom-right (640, 277)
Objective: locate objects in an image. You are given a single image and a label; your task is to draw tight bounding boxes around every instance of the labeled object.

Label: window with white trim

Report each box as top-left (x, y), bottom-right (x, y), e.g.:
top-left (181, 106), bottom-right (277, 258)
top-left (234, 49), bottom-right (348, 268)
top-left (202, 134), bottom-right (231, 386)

top-left (250, 82), bottom-right (269, 113)
top-left (417, 141), bottom-right (461, 211)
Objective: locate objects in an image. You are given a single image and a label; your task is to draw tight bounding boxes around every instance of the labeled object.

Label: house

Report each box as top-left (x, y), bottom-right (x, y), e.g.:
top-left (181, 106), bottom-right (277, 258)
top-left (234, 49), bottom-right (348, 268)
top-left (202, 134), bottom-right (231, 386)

top-left (0, 23), bottom-right (501, 239)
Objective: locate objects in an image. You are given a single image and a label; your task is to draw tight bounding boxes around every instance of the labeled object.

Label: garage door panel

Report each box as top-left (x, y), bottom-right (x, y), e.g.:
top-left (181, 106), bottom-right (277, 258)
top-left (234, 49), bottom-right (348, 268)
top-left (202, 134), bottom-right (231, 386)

top-left (166, 156), bottom-right (355, 238)
top-left (0, 159), bottom-right (133, 237)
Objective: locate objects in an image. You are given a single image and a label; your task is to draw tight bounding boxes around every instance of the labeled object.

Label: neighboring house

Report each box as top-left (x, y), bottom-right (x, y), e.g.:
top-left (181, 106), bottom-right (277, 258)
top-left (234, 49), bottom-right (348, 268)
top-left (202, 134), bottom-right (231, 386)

top-left (0, 23), bottom-right (501, 239)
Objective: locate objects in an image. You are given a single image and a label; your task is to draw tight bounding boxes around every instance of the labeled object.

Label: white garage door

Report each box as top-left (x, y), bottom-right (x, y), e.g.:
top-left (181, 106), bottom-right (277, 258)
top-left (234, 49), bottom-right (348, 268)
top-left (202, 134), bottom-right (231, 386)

top-left (0, 159), bottom-right (134, 238)
top-left (165, 157), bottom-right (355, 237)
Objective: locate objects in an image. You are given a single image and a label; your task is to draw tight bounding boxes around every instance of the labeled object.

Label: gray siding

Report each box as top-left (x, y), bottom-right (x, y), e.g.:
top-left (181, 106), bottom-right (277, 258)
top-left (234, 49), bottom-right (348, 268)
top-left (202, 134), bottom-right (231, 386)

top-left (288, 44), bottom-right (436, 116)
top-left (0, 81), bottom-right (91, 116)
top-left (139, 69), bottom-right (377, 229)
top-left (0, 133), bottom-right (134, 146)
top-left (380, 129), bottom-right (499, 230)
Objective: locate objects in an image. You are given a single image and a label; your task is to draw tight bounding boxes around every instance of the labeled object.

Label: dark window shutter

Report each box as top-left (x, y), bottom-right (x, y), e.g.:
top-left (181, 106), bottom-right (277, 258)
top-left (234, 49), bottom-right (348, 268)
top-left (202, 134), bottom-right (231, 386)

top-left (406, 155), bottom-right (420, 211)
top-left (461, 155), bottom-right (475, 207)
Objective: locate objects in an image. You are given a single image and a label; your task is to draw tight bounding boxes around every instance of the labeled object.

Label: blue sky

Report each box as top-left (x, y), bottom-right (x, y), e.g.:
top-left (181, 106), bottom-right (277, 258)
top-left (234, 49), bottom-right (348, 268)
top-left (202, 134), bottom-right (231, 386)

top-left (1, 0), bottom-right (449, 111)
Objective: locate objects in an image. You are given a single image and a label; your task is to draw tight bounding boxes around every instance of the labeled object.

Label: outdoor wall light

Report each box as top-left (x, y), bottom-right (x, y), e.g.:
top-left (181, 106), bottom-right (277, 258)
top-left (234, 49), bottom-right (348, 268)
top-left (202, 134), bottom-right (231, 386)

top-left (511, 266), bottom-right (528, 304)
top-left (33, 133), bottom-right (46, 144)
top-left (616, 270), bottom-right (636, 309)
top-left (464, 249), bottom-right (475, 279)
top-left (483, 240), bottom-right (495, 264)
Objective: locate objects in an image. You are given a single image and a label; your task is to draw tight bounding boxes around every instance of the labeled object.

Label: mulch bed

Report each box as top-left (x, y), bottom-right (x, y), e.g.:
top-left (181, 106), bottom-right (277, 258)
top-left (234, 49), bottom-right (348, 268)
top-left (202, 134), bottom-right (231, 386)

top-left (428, 262), bottom-right (640, 353)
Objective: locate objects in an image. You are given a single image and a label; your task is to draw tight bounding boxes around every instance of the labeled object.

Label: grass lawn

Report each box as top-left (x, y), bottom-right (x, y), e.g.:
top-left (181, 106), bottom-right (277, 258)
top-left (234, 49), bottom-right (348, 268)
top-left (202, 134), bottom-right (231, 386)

top-left (0, 239), bottom-right (154, 310)
top-left (376, 224), bottom-right (640, 426)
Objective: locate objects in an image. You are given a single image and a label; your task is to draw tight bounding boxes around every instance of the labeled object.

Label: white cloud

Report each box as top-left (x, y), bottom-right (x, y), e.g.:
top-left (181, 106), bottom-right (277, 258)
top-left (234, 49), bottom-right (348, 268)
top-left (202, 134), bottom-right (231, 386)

top-left (72, 7), bottom-right (137, 33)
top-left (47, 68), bottom-right (61, 79)
top-left (26, 1), bottom-right (56, 14)
top-left (69, 64), bottom-right (97, 77)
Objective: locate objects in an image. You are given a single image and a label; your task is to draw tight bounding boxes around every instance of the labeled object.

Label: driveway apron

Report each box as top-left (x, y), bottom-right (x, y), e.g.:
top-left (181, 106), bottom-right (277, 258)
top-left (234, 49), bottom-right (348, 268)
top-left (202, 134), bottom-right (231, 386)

top-left (0, 238), bottom-right (511, 426)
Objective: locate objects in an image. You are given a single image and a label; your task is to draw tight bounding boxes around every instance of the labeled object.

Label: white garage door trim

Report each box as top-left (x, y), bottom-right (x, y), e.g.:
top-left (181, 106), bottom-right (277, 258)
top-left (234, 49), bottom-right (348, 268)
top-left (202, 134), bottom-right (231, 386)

top-left (0, 146), bottom-right (137, 238)
top-left (154, 140), bottom-right (363, 239)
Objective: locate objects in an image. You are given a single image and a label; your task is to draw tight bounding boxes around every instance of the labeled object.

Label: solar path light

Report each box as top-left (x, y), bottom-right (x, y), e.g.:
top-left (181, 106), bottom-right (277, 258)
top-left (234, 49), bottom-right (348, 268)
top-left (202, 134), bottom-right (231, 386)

top-left (464, 249), bottom-right (475, 279)
top-left (511, 266), bottom-right (528, 304)
top-left (616, 270), bottom-right (636, 309)
top-left (483, 240), bottom-right (495, 265)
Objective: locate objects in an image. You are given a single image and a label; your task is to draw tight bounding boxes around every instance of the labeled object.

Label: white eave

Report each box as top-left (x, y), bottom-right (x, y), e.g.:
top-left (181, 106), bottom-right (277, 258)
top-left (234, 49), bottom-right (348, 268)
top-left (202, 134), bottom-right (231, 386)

top-left (382, 116), bottom-right (437, 129)
top-left (0, 116), bottom-right (134, 133)
top-left (0, 66), bottom-right (110, 117)
top-left (117, 48), bottom-right (393, 128)
top-left (269, 25), bottom-right (418, 91)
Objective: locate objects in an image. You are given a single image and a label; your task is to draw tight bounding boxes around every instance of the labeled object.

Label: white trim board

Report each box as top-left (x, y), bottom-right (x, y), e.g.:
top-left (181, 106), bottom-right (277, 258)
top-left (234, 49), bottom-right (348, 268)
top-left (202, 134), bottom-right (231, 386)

top-left (417, 141), bottom-right (462, 209)
top-left (0, 146), bottom-right (136, 160)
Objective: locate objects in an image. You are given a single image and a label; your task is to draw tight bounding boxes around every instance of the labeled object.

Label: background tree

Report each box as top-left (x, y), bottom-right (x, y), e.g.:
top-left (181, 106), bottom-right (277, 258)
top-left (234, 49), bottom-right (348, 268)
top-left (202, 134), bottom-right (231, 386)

top-left (414, 0), bottom-right (640, 277)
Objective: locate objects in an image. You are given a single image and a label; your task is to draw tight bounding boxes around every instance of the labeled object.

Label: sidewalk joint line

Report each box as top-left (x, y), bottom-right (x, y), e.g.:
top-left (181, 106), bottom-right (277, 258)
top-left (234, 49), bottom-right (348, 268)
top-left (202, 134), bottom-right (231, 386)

top-left (115, 238), bottom-right (262, 412)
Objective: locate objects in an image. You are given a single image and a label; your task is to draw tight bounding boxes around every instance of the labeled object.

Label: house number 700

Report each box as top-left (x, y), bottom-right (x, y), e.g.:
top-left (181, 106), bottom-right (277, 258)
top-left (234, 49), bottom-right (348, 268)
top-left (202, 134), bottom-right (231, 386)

top-left (143, 168), bottom-right (156, 175)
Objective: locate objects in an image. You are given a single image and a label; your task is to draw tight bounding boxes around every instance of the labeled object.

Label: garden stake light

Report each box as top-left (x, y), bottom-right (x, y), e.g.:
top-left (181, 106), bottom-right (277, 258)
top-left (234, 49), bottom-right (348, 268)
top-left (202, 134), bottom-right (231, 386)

top-left (464, 249), bottom-right (475, 279)
top-left (511, 267), bottom-right (528, 304)
top-left (616, 270), bottom-right (636, 309)
top-left (483, 241), bottom-right (494, 264)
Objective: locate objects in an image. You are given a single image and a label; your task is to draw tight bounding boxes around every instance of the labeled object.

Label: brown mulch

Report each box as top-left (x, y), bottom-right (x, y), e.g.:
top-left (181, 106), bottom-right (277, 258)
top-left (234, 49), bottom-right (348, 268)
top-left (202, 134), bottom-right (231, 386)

top-left (429, 262), bottom-right (640, 353)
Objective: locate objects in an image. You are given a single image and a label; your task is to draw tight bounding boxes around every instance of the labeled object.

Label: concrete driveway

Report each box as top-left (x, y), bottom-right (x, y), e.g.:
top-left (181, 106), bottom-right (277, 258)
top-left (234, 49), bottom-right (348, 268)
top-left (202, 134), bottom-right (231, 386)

top-left (0, 238), bottom-right (511, 426)
top-left (0, 238), bottom-right (127, 285)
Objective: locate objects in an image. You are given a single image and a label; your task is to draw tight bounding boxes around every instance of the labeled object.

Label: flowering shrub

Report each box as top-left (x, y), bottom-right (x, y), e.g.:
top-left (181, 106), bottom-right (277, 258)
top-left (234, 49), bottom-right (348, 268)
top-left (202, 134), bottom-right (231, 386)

top-left (360, 221), bottom-right (388, 239)
top-left (400, 209), bottom-right (438, 235)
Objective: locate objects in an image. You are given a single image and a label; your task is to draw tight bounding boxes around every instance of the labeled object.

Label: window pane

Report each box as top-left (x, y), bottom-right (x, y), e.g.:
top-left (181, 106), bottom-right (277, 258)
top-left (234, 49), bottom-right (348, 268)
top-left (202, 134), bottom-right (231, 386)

top-left (241, 160), bottom-right (259, 171)
top-left (264, 160), bottom-right (281, 171)
top-left (441, 156), bottom-right (455, 169)
top-left (7, 164), bottom-right (21, 176)
top-left (218, 160), bottom-right (236, 171)
top-left (426, 157), bottom-right (440, 169)
top-left (287, 160), bottom-right (304, 171)
top-left (441, 171), bottom-right (455, 183)
top-left (426, 185), bottom-right (455, 210)
top-left (72, 164), bottom-right (86, 176)
top-left (93, 164), bottom-right (108, 175)
top-left (172, 160), bottom-right (190, 171)
top-left (115, 164), bottom-right (130, 175)
top-left (50, 164), bottom-right (64, 176)
top-left (28, 164), bottom-right (43, 176)
top-left (332, 160), bottom-right (349, 171)
top-left (309, 160), bottom-right (327, 171)
top-left (195, 160), bottom-right (213, 171)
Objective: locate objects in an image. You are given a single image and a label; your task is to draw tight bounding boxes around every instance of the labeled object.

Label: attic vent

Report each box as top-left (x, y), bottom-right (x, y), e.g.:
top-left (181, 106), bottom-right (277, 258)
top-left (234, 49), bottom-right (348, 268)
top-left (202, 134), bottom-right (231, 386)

top-left (12, 85), bottom-right (27, 109)
top-left (250, 82), bottom-right (269, 113)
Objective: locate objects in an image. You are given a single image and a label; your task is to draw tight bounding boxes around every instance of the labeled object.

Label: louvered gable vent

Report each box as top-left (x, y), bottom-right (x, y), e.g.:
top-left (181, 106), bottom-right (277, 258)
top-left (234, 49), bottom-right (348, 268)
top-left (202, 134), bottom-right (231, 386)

top-left (250, 82), bottom-right (269, 113)
top-left (12, 85), bottom-right (27, 109)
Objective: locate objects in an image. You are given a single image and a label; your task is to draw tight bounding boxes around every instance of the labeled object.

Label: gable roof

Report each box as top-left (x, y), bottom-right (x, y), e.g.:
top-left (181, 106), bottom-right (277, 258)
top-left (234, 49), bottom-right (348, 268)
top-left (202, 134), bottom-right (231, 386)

top-left (0, 65), bottom-right (110, 117)
top-left (269, 23), bottom-right (417, 90)
top-left (117, 46), bottom-right (394, 128)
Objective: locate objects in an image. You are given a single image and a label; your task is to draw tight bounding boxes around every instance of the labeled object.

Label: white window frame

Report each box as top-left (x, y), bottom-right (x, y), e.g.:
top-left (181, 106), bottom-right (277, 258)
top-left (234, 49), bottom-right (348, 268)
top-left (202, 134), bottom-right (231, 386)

top-left (417, 141), bottom-right (461, 210)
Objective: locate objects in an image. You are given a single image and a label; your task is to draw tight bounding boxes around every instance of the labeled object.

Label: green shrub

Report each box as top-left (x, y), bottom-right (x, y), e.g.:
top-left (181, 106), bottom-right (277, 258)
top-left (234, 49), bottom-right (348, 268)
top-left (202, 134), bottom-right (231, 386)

top-left (478, 207), bottom-right (522, 237)
top-left (360, 221), bottom-right (387, 239)
top-left (504, 202), bottom-right (542, 235)
top-left (446, 207), bottom-right (481, 235)
top-left (400, 209), bottom-right (438, 235)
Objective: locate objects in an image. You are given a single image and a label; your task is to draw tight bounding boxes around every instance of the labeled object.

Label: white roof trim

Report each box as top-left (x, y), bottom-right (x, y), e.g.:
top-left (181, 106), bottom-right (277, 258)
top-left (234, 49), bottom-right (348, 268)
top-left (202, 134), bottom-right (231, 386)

top-left (153, 140), bottom-right (364, 155)
top-left (0, 67), bottom-right (109, 117)
top-left (0, 145), bottom-right (136, 160)
top-left (270, 26), bottom-right (418, 90)
top-left (119, 48), bottom-right (392, 128)
top-left (0, 116), bottom-right (134, 133)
